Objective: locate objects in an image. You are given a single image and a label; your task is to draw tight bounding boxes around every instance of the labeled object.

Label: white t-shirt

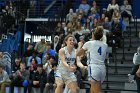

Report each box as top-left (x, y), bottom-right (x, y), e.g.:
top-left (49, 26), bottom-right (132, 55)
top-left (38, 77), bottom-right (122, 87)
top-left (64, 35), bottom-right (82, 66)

top-left (83, 40), bottom-right (108, 65)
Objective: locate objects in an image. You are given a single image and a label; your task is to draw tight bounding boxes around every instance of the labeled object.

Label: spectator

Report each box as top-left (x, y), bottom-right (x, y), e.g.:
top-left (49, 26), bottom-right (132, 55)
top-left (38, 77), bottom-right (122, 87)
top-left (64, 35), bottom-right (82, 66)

top-left (44, 62), bottom-right (57, 93)
top-left (78, 0), bottom-right (90, 16)
top-left (34, 38), bottom-right (46, 57)
top-left (53, 35), bottom-right (60, 53)
top-left (55, 22), bottom-right (65, 36)
top-left (103, 17), bottom-right (111, 30)
top-left (99, 13), bottom-right (106, 25)
top-left (27, 51), bottom-right (41, 67)
top-left (111, 18), bottom-right (122, 47)
top-left (120, 0), bottom-right (132, 21)
top-left (107, 0), bottom-right (119, 20)
top-left (28, 64), bottom-right (47, 93)
top-left (90, 1), bottom-right (100, 13)
top-left (73, 22), bottom-right (84, 42)
top-left (29, 58), bottom-right (38, 73)
top-left (61, 22), bottom-right (67, 35)
top-left (66, 8), bottom-right (74, 23)
top-left (42, 53), bottom-right (50, 65)
top-left (10, 62), bottom-right (30, 93)
top-left (23, 43), bottom-right (34, 57)
top-left (88, 8), bottom-right (100, 25)
top-left (43, 56), bottom-right (56, 75)
top-left (42, 42), bottom-right (56, 59)
top-left (0, 64), bottom-right (11, 93)
top-left (85, 18), bottom-right (92, 30)
top-left (66, 22), bottom-right (75, 35)
top-left (107, 0), bottom-right (119, 11)
top-left (12, 57), bottom-right (21, 73)
top-left (77, 9), bottom-right (86, 25)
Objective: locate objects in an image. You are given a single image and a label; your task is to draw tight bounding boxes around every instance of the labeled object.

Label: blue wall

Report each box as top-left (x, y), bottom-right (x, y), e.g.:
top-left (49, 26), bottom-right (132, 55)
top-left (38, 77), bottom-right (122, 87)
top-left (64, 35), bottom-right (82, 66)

top-left (133, 0), bottom-right (140, 18)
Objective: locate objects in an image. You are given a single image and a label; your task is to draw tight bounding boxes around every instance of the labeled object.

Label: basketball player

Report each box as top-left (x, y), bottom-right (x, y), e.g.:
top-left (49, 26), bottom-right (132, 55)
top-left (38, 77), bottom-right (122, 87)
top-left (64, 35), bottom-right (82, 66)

top-left (55, 35), bottom-right (79, 93)
top-left (77, 26), bottom-right (108, 93)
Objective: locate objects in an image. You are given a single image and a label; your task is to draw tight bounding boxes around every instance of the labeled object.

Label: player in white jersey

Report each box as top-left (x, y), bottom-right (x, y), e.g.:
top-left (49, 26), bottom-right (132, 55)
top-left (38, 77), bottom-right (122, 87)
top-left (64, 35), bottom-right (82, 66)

top-left (55, 35), bottom-right (78, 93)
top-left (77, 26), bottom-right (108, 93)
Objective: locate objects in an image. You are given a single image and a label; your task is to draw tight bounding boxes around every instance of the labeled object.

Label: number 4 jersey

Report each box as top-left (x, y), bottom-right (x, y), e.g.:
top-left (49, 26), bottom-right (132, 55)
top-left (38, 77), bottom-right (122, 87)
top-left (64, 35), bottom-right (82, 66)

top-left (82, 40), bottom-right (108, 65)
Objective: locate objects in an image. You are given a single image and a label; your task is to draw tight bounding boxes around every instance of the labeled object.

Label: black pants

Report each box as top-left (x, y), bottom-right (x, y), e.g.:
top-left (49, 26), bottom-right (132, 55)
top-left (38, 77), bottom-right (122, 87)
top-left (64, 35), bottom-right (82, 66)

top-left (10, 80), bottom-right (28, 93)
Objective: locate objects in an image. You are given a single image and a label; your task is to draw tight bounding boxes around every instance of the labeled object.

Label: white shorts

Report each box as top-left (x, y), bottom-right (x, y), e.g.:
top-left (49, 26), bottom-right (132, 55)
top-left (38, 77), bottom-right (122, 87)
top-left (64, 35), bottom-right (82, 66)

top-left (55, 70), bottom-right (77, 85)
top-left (88, 64), bottom-right (106, 83)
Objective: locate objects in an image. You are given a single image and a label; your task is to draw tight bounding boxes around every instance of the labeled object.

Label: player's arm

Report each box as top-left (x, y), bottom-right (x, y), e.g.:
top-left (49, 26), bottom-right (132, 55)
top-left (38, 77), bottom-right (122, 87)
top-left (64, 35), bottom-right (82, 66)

top-left (76, 42), bottom-right (89, 69)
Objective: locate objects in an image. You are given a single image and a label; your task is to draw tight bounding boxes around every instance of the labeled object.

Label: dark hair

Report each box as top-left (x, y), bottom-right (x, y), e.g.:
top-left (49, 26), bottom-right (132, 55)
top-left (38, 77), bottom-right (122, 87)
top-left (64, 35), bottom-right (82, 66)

top-left (93, 26), bottom-right (103, 40)
top-left (30, 58), bottom-right (37, 64)
top-left (49, 56), bottom-right (55, 60)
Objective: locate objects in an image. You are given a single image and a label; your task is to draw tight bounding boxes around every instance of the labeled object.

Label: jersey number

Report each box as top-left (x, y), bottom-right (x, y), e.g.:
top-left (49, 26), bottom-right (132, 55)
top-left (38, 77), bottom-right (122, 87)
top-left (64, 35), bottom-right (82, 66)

top-left (98, 47), bottom-right (102, 55)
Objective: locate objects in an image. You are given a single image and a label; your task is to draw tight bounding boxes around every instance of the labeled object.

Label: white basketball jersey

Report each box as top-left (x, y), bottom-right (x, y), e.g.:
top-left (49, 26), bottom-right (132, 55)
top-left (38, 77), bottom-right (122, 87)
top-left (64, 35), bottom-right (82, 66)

top-left (83, 40), bottom-right (108, 65)
top-left (57, 47), bottom-right (76, 74)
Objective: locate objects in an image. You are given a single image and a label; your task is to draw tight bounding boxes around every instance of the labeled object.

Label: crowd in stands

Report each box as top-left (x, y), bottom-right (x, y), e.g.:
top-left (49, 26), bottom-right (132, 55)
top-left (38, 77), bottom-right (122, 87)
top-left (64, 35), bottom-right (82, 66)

top-left (0, 0), bottom-right (133, 93)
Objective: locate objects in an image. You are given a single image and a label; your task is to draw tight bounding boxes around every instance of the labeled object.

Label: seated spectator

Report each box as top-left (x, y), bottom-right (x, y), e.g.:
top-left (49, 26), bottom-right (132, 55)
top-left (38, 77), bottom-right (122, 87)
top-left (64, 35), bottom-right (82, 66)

top-left (120, 0), bottom-right (132, 21)
top-left (34, 38), bottom-right (46, 58)
top-left (107, 0), bottom-right (119, 20)
top-left (29, 58), bottom-right (38, 72)
top-left (42, 43), bottom-right (56, 59)
top-left (66, 8), bottom-right (74, 23)
top-left (0, 64), bottom-right (11, 93)
top-left (55, 22), bottom-right (65, 36)
top-left (90, 1), bottom-right (100, 13)
top-left (12, 57), bottom-right (21, 73)
top-left (10, 62), bottom-right (29, 93)
top-left (73, 22), bottom-right (84, 42)
top-left (88, 8), bottom-right (100, 26)
top-left (53, 35), bottom-right (60, 53)
top-left (99, 13), bottom-right (106, 25)
top-left (42, 53), bottom-right (50, 65)
top-left (27, 51), bottom-right (41, 67)
top-left (85, 18), bottom-right (92, 30)
top-left (43, 56), bottom-right (56, 75)
top-left (44, 62), bottom-right (57, 93)
top-left (23, 43), bottom-right (34, 57)
top-left (112, 9), bottom-right (121, 21)
top-left (76, 10), bottom-right (86, 26)
top-left (103, 17), bottom-right (111, 30)
top-left (28, 64), bottom-right (47, 93)
top-left (78, 0), bottom-right (90, 16)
